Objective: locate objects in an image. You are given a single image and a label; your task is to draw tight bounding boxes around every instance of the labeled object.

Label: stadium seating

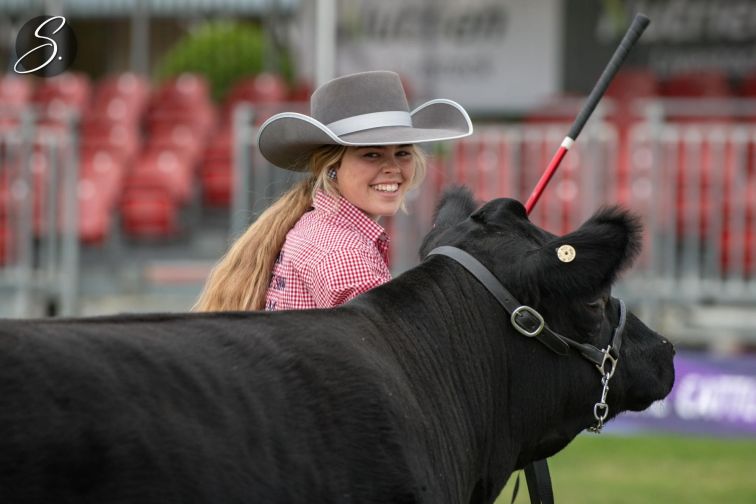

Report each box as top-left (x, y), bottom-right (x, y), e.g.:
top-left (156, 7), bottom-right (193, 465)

top-left (33, 72), bottom-right (92, 128)
top-left (197, 73), bottom-right (291, 209)
top-left (118, 73), bottom-right (216, 238)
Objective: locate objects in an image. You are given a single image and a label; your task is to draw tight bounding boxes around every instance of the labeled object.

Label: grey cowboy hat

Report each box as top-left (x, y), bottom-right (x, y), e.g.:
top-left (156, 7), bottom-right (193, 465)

top-left (256, 71), bottom-right (473, 171)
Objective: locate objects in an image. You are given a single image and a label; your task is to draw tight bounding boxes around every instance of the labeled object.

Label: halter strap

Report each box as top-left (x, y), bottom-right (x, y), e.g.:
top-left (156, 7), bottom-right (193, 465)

top-left (426, 246), bottom-right (625, 369)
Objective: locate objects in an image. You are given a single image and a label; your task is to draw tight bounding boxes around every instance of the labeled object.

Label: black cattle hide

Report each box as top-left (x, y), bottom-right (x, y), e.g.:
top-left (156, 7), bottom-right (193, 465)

top-left (0, 187), bottom-right (675, 504)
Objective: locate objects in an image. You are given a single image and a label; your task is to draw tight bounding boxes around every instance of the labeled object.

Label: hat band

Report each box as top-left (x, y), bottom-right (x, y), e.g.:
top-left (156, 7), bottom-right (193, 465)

top-left (326, 111), bottom-right (412, 136)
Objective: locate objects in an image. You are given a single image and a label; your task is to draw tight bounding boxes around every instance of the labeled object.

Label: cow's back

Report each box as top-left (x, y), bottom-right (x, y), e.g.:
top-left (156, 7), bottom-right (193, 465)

top-left (0, 312), bottom-right (426, 503)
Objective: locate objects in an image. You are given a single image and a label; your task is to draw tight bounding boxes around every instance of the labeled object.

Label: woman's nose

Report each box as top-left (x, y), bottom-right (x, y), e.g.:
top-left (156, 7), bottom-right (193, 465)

top-left (382, 157), bottom-right (400, 172)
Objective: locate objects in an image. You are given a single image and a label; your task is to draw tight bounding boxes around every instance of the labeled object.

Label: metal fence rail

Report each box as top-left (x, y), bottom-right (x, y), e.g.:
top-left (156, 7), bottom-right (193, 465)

top-left (0, 107), bottom-right (80, 317)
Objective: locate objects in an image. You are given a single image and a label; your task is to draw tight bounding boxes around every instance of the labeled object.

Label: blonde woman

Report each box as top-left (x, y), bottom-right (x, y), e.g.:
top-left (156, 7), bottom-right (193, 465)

top-left (194, 71), bottom-right (472, 311)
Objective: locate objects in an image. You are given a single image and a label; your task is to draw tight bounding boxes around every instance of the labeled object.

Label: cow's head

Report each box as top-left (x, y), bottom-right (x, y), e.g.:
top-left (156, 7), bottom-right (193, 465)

top-left (420, 187), bottom-right (675, 463)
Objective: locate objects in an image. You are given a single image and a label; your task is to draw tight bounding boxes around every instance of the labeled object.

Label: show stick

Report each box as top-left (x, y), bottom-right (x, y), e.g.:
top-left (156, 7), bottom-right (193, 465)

top-left (524, 13), bottom-right (650, 215)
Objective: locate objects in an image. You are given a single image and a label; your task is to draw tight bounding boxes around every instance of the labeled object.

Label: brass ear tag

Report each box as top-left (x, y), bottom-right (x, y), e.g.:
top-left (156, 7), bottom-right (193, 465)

top-left (557, 244), bottom-right (576, 263)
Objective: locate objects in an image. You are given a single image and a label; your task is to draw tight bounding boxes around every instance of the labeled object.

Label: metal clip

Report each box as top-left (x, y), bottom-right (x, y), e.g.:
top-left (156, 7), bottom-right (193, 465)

top-left (589, 369), bottom-right (613, 433)
top-left (595, 346), bottom-right (618, 378)
top-left (510, 306), bottom-right (545, 337)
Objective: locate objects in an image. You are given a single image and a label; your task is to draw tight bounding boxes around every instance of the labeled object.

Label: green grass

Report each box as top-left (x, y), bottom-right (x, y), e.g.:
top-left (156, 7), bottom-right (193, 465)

top-left (495, 434), bottom-right (756, 504)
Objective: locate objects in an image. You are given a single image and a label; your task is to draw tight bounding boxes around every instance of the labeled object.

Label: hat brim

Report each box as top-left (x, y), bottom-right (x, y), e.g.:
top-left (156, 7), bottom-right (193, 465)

top-left (257, 99), bottom-right (473, 171)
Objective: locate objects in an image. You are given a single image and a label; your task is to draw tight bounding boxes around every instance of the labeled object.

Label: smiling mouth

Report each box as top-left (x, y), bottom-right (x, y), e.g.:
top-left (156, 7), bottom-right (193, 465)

top-left (371, 183), bottom-right (400, 193)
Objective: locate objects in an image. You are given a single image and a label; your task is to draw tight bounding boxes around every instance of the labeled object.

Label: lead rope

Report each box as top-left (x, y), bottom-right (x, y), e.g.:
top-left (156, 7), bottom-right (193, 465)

top-left (510, 460), bottom-right (554, 504)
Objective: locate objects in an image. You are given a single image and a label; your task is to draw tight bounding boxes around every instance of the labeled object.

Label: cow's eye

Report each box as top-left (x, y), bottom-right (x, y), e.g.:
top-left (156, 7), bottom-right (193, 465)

top-left (586, 300), bottom-right (604, 310)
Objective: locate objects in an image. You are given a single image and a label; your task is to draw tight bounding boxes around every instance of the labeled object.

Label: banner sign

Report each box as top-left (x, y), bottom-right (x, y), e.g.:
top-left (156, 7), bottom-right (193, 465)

top-left (332, 0), bottom-right (562, 113)
top-left (564, 0), bottom-right (756, 93)
top-left (607, 352), bottom-right (756, 437)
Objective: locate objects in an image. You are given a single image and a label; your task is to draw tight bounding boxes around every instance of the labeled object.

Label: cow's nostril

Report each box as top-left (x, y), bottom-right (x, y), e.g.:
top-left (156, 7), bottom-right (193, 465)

top-left (662, 338), bottom-right (676, 355)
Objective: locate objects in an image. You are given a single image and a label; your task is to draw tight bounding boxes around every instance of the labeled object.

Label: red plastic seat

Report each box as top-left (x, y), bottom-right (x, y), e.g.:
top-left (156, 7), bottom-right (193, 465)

top-left (199, 158), bottom-right (233, 207)
top-left (605, 68), bottom-right (659, 126)
top-left (80, 122), bottom-right (142, 165)
top-left (120, 166), bottom-right (181, 239)
top-left (145, 124), bottom-right (205, 167)
top-left (81, 73), bottom-right (151, 129)
top-left (82, 94), bottom-right (145, 127)
top-left (198, 129), bottom-right (233, 207)
top-left (79, 148), bottom-right (126, 210)
top-left (120, 188), bottom-right (179, 239)
top-left (132, 147), bottom-right (195, 205)
top-left (69, 178), bottom-right (111, 245)
top-left (606, 68), bottom-right (659, 101)
top-left (0, 215), bottom-right (13, 265)
top-left (34, 72), bottom-right (92, 112)
top-left (740, 70), bottom-right (756, 97)
top-left (225, 73), bottom-right (288, 105)
top-left (450, 138), bottom-right (515, 202)
top-left (95, 72), bottom-right (150, 104)
top-left (151, 73), bottom-right (212, 111)
top-left (147, 112), bottom-right (214, 145)
top-left (222, 73), bottom-right (288, 121)
top-left (288, 78), bottom-right (313, 102)
top-left (661, 71), bottom-right (732, 98)
top-left (0, 74), bottom-right (34, 108)
top-left (0, 116), bottom-right (21, 134)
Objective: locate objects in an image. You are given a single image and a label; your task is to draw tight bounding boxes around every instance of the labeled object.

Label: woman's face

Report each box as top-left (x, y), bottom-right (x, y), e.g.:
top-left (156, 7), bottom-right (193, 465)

top-left (334, 145), bottom-right (416, 219)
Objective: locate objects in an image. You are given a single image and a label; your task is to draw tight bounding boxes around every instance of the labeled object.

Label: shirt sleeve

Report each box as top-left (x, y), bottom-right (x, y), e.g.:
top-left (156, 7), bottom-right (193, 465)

top-left (308, 246), bottom-right (391, 308)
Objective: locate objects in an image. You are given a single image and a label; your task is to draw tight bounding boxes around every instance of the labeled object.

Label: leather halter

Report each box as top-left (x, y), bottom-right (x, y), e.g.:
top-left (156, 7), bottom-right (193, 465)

top-left (425, 246), bottom-right (626, 375)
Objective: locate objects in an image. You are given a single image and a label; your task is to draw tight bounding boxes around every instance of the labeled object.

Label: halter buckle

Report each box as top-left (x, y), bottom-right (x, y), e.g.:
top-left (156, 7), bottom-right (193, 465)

top-left (511, 306), bottom-right (545, 337)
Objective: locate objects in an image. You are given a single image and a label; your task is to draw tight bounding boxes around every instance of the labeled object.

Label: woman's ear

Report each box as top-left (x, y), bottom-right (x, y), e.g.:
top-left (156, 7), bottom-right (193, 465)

top-left (523, 207), bottom-right (642, 298)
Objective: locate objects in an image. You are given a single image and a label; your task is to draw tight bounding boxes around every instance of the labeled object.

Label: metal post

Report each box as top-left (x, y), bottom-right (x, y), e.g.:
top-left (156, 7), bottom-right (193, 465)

top-left (13, 108), bottom-right (36, 316)
top-left (315, 0), bottom-right (336, 87)
top-left (231, 104), bottom-right (254, 238)
top-left (59, 122), bottom-right (80, 316)
top-left (131, 0), bottom-right (150, 76)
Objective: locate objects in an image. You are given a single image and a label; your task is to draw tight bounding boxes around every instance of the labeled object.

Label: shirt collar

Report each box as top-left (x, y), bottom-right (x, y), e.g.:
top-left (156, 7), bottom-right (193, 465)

top-left (312, 190), bottom-right (389, 245)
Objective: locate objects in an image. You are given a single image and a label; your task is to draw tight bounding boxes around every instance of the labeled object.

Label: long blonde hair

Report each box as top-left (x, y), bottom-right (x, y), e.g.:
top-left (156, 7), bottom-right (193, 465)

top-left (194, 144), bottom-right (427, 312)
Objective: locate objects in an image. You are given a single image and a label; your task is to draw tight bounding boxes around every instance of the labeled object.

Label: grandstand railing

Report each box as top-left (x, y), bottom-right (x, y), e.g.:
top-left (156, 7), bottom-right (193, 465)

top-left (0, 107), bottom-right (80, 317)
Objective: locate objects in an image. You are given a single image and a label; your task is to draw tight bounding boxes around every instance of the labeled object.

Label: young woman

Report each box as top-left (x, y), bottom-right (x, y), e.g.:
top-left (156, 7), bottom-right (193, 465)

top-left (194, 70), bottom-right (472, 311)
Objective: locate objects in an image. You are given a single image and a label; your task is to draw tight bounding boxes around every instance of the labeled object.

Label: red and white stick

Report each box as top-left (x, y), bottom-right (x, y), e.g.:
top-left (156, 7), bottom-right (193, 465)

top-left (524, 13), bottom-right (651, 215)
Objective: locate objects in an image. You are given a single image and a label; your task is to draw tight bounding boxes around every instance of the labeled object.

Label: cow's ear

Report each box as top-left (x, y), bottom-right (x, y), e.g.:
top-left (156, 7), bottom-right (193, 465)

top-left (525, 207), bottom-right (642, 297)
top-left (419, 186), bottom-right (477, 257)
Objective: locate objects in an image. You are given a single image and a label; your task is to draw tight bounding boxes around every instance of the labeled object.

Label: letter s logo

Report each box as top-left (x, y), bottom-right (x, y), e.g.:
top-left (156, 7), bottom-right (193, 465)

top-left (14, 16), bottom-right (77, 77)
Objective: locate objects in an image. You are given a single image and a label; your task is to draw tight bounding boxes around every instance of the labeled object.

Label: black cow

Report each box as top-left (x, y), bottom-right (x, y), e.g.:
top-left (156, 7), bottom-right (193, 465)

top-left (0, 188), bottom-right (675, 504)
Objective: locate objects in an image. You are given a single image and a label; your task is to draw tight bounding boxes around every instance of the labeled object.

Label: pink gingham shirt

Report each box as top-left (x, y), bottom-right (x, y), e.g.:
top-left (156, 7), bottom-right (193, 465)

top-left (264, 190), bottom-right (391, 310)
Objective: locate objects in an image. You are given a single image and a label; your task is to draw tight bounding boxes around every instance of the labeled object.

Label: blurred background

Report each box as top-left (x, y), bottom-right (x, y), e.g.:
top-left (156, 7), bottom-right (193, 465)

top-left (1, 0), bottom-right (755, 464)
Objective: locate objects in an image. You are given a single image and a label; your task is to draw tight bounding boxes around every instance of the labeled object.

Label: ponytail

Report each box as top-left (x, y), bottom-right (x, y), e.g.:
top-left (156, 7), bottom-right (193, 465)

top-left (193, 178), bottom-right (314, 311)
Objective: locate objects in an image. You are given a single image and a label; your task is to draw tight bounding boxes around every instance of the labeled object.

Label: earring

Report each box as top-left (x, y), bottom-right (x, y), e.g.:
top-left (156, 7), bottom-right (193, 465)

top-left (327, 168), bottom-right (337, 180)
